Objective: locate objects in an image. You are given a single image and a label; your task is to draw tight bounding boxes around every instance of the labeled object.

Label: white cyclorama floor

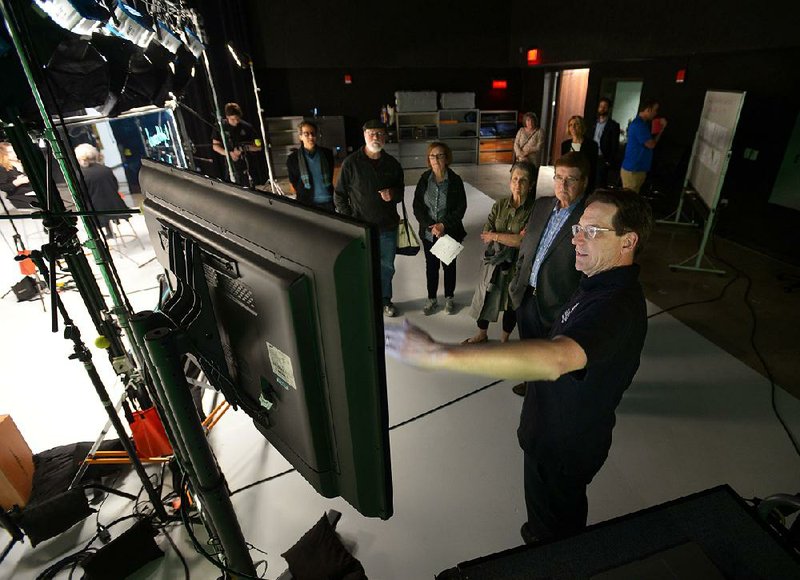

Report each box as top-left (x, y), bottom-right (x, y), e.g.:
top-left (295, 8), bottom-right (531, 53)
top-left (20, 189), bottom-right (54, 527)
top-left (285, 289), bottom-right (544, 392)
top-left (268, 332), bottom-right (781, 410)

top-left (2, 171), bottom-right (800, 579)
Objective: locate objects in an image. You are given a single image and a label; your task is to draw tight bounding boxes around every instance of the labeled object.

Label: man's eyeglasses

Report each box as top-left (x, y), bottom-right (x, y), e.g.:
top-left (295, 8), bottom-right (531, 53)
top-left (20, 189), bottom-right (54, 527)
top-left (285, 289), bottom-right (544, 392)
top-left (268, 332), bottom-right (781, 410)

top-left (571, 224), bottom-right (614, 239)
top-left (553, 175), bottom-right (580, 186)
top-left (365, 131), bottom-right (386, 138)
top-left (429, 154), bottom-right (447, 159)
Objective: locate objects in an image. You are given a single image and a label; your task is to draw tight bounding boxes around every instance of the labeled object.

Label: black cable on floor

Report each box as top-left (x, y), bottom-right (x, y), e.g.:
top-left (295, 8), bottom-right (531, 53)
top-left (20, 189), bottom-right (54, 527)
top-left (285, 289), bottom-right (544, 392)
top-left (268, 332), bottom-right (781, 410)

top-left (160, 524), bottom-right (191, 580)
top-left (706, 240), bottom-right (800, 459)
top-left (388, 379), bottom-right (503, 431)
top-left (646, 270), bottom-right (741, 320)
top-left (653, 237), bottom-right (800, 459)
top-left (177, 474), bottom-right (267, 580)
top-left (229, 467), bottom-right (296, 496)
top-left (228, 379), bottom-right (505, 496)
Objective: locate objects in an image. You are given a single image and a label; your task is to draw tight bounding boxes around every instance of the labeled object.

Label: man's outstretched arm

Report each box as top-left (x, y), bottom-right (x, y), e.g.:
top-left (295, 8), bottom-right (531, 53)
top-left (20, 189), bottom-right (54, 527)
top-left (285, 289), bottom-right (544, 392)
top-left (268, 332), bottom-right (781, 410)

top-left (385, 320), bottom-right (587, 382)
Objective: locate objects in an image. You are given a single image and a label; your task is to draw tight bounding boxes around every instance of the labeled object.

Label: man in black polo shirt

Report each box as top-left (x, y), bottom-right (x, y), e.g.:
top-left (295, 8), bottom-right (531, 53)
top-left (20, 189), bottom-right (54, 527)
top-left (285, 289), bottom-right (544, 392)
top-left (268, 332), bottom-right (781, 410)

top-left (335, 119), bottom-right (404, 317)
top-left (385, 188), bottom-right (653, 543)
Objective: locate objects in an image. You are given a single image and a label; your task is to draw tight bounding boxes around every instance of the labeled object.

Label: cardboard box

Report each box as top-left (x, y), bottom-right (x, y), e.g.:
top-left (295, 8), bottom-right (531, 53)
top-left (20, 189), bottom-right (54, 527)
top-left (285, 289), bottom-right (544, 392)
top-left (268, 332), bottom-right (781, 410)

top-left (0, 415), bottom-right (34, 509)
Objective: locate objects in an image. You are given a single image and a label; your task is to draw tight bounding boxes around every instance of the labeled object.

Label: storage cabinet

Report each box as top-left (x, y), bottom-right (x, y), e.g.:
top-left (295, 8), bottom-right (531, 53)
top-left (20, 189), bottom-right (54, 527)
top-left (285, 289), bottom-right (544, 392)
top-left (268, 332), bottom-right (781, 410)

top-left (397, 112), bottom-right (438, 141)
top-left (393, 109), bottom-right (479, 169)
top-left (306, 115), bottom-right (347, 163)
top-left (438, 109), bottom-right (478, 165)
top-left (478, 110), bottom-right (518, 165)
top-left (265, 116), bottom-right (303, 177)
top-left (395, 112), bottom-right (437, 169)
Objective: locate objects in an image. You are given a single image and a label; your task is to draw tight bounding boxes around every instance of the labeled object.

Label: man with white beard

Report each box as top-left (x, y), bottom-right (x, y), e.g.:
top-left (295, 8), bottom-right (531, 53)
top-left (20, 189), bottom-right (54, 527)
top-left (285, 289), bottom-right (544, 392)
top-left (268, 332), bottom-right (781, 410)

top-left (335, 119), bottom-right (405, 316)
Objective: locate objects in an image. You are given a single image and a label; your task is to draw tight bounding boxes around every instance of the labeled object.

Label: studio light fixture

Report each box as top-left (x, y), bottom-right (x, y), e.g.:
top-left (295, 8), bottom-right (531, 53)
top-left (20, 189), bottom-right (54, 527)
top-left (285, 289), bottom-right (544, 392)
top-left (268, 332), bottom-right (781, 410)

top-left (33, 0), bottom-right (110, 36)
top-left (181, 26), bottom-right (205, 58)
top-left (155, 20), bottom-right (183, 55)
top-left (105, 0), bottom-right (154, 48)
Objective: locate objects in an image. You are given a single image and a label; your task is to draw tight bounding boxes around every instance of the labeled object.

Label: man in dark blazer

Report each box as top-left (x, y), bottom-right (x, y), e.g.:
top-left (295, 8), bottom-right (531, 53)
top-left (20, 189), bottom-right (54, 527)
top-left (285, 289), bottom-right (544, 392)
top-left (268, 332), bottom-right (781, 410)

top-left (590, 98), bottom-right (621, 189)
top-left (508, 152), bottom-right (589, 395)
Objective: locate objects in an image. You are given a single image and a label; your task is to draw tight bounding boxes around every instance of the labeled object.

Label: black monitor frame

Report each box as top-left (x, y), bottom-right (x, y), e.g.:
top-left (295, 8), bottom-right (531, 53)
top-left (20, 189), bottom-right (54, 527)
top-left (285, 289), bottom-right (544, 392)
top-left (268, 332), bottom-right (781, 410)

top-left (140, 160), bottom-right (393, 519)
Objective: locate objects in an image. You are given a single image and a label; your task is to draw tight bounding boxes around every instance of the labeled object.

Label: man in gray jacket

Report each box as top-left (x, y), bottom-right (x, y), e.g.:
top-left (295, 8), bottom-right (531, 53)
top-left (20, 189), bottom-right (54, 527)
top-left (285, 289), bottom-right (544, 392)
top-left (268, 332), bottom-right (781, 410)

top-left (507, 152), bottom-right (589, 395)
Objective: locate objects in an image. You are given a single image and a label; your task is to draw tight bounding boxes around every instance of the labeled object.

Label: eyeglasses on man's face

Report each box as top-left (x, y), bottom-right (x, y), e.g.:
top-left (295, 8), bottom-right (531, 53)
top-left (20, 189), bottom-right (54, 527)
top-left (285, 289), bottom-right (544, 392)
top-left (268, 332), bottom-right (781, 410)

top-left (571, 224), bottom-right (615, 239)
top-left (365, 130), bottom-right (386, 139)
top-left (553, 174), bottom-right (580, 186)
top-left (429, 153), bottom-right (447, 159)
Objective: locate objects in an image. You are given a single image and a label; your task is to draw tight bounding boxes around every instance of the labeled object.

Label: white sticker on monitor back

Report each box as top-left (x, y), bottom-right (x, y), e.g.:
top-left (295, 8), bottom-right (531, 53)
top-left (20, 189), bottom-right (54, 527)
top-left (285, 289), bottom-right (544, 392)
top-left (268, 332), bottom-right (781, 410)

top-left (266, 342), bottom-right (296, 390)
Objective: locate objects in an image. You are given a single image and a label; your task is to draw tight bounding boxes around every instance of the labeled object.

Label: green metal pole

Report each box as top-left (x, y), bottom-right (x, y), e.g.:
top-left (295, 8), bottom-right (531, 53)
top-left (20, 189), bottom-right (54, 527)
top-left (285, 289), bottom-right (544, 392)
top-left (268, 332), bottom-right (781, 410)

top-left (128, 310), bottom-right (226, 543)
top-left (128, 311), bottom-right (196, 478)
top-left (145, 326), bottom-right (256, 577)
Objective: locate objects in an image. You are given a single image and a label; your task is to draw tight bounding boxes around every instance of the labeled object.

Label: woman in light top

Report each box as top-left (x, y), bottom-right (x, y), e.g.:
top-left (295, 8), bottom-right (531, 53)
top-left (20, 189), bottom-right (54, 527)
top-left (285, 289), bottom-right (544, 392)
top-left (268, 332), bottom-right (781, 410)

top-left (412, 142), bottom-right (467, 316)
top-left (513, 112), bottom-right (543, 171)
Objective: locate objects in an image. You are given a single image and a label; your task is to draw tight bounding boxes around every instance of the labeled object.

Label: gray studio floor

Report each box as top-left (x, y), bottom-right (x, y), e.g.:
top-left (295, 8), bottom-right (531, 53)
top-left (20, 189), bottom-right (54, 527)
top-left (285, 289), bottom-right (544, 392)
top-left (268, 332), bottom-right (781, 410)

top-left (2, 164), bottom-right (800, 579)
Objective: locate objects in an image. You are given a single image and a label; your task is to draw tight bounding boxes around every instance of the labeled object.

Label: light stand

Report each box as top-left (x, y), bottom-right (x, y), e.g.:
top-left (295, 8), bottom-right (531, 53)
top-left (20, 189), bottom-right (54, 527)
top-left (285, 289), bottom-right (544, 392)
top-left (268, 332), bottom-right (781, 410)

top-left (28, 251), bottom-right (169, 522)
top-left (227, 43), bottom-right (284, 195)
top-left (203, 52), bottom-right (238, 183)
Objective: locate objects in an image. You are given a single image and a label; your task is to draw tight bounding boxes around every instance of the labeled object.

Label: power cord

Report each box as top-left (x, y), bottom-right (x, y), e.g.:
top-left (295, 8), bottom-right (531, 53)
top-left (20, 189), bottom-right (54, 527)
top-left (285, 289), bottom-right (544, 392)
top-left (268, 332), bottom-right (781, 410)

top-left (646, 270), bottom-right (741, 320)
top-left (707, 240), bottom-right (800, 458)
top-left (229, 379), bottom-right (505, 496)
top-left (159, 522), bottom-right (191, 580)
top-left (648, 237), bottom-right (800, 459)
top-left (177, 474), bottom-right (267, 579)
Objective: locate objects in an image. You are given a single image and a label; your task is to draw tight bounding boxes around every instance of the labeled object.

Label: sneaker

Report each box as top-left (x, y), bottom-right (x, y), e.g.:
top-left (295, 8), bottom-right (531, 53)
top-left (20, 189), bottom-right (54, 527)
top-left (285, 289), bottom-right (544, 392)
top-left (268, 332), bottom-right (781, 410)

top-left (444, 297), bottom-right (455, 314)
top-left (423, 298), bottom-right (438, 316)
top-left (383, 303), bottom-right (398, 317)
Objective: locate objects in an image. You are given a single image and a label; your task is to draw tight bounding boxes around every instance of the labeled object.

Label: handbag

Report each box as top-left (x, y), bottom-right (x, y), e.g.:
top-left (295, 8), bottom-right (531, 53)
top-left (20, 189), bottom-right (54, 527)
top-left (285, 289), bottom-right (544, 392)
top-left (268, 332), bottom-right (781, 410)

top-left (396, 201), bottom-right (420, 256)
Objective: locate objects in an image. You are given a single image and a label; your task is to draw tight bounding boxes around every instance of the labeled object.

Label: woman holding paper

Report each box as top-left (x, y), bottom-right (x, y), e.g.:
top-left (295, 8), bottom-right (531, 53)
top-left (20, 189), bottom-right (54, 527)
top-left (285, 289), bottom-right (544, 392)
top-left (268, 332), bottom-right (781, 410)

top-left (464, 162), bottom-right (535, 344)
top-left (412, 142), bottom-right (467, 316)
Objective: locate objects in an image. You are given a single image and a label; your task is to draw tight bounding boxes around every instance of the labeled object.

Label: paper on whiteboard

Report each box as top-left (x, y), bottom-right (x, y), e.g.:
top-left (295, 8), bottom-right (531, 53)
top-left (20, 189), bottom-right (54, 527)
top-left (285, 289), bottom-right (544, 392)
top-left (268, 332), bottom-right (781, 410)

top-left (430, 235), bottom-right (464, 266)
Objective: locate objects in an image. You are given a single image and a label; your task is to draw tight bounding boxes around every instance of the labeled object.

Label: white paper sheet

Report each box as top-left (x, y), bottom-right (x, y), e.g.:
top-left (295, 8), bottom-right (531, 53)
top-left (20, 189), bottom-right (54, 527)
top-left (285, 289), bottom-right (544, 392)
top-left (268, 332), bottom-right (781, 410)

top-left (430, 234), bottom-right (464, 266)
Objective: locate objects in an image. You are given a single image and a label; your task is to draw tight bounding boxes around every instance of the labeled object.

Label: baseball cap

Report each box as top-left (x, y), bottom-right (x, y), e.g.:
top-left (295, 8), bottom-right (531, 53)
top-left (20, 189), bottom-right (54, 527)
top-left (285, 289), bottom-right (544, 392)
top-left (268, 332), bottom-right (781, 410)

top-left (362, 119), bottom-right (387, 131)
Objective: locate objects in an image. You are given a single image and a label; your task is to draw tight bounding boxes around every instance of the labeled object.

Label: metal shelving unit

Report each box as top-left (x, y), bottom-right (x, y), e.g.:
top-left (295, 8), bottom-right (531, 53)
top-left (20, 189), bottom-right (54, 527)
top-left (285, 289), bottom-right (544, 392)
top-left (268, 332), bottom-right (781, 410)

top-left (478, 110), bottom-right (518, 164)
top-left (264, 116), bottom-right (303, 177)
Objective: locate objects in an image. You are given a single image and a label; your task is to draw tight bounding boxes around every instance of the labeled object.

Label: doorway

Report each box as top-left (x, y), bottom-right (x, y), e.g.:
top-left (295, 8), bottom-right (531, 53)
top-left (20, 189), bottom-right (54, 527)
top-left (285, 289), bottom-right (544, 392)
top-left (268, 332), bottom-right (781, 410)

top-left (610, 80), bottom-right (644, 139)
top-left (548, 68), bottom-right (590, 165)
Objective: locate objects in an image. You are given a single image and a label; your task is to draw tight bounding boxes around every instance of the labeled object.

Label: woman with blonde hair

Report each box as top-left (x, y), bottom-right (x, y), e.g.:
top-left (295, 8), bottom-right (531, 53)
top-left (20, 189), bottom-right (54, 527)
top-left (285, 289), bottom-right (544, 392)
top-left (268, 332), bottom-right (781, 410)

top-left (0, 142), bottom-right (35, 209)
top-left (561, 115), bottom-right (599, 193)
top-left (74, 143), bottom-right (130, 237)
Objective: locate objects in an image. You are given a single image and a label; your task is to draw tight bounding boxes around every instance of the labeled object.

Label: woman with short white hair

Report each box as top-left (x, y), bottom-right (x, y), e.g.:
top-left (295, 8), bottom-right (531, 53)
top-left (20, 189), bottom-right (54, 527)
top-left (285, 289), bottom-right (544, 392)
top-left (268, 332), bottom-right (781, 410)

top-left (74, 143), bottom-right (130, 236)
top-left (74, 143), bottom-right (100, 167)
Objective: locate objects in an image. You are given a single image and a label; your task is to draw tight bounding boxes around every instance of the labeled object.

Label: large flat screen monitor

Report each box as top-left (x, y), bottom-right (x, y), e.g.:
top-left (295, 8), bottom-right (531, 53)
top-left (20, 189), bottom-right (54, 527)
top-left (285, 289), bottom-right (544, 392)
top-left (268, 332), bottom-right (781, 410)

top-left (139, 160), bottom-right (392, 519)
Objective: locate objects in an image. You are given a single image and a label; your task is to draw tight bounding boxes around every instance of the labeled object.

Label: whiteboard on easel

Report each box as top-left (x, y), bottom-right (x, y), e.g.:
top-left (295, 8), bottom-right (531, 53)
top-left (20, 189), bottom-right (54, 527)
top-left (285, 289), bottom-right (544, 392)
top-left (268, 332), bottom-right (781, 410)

top-left (687, 90), bottom-right (746, 209)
